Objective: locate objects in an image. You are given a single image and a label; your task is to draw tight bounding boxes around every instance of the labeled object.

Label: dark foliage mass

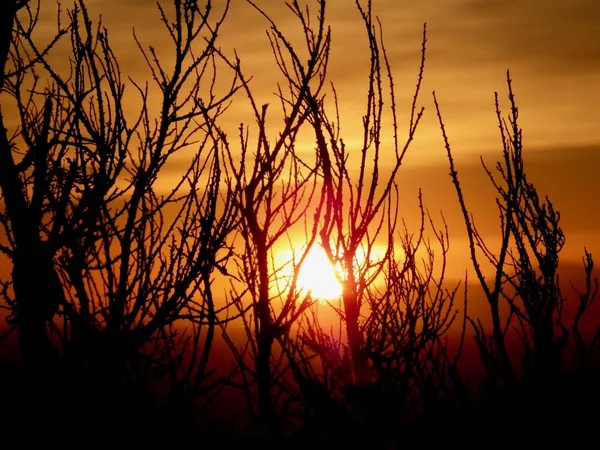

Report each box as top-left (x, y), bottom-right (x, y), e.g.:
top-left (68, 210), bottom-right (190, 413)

top-left (0, 0), bottom-right (598, 446)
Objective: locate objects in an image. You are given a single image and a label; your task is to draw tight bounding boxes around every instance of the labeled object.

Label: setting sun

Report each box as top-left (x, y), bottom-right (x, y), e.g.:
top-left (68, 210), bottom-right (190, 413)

top-left (296, 246), bottom-right (343, 301)
top-left (4, 0), bottom-right (600, 444)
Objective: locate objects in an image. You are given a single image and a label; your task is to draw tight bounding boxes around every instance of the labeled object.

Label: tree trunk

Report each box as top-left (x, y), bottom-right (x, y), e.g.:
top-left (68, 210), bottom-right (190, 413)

top-left (12, 249), bottom-right (61, 365)
top-left (0, 2), bottom-right (61, 366)
top-left (343, 271), bottom-right (371, 385)
top-left (257, 333), bottom-right (280, 437)
top-left (255, 233), bottom-right (281, 439)
top-left (0, 1), bottom-right (16, 87)
top-left (489, 295), bottom-right (514, 384)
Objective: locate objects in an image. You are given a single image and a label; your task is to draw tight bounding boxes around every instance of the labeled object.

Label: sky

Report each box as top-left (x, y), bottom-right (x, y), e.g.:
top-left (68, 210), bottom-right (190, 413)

top-left (23, 0), bottom-right (600, 276)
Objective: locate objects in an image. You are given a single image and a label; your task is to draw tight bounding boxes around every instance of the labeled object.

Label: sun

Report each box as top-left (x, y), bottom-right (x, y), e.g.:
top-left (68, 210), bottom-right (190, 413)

top-left (276, 242), bottom-right (389, 301)
top-left (296, 245), bottom-right (343, 301)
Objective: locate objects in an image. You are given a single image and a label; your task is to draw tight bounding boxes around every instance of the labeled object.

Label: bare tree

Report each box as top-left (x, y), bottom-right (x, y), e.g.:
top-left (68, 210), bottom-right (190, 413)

top-left (0, 0), bottom-right (69, 366)
top-left (304, 0), bottom-right (428, 387)
top-left (434, 71), bottom-right (599, 387)
top-left (290, 197), bottom-right (466, 445)
top-left (216, 0), bottom-right (331, 439)
top-left (0, 0), bottom-right (240, 417)
top-left (255, 1), bottom-right (467, 444)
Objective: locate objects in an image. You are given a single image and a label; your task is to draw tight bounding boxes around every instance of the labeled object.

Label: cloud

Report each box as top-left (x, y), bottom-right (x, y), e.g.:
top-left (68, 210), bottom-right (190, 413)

top-left (394, 143), bottom-right (600, 254)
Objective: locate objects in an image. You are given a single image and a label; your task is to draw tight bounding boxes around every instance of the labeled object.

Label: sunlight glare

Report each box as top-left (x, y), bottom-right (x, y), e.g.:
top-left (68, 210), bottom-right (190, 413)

top-left (296, 246), bottom-right (343, 301)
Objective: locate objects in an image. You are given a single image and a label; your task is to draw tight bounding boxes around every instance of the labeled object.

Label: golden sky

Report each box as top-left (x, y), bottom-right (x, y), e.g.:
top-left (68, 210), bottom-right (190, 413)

top-left (56, 1), bottom-right (599, 147)
top-left (21, 0), bottom-right (600, 276)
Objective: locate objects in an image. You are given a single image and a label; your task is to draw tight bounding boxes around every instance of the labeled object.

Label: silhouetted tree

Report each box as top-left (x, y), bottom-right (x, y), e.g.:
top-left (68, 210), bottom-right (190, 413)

top-left (0, 0), bottom-right (240, 420)
top-left (3, 0), bottom-right (599, 445)
top-left (291, 200), bottom-right (466, 445)
top-left (435, 71), bottom-right (599, 387)
top-left (0, 0), bottom-right (69, 366)
top-left (261, 1), bottom-right (466, 444)
top-left (216, 0), bottom-right (331, 439)
top-left (306, 2), bottom-right (429, 387)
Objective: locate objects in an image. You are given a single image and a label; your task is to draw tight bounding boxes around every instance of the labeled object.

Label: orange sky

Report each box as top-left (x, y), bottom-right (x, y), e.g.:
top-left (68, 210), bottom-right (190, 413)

top-left (7, 0), bottom-right (600, 281)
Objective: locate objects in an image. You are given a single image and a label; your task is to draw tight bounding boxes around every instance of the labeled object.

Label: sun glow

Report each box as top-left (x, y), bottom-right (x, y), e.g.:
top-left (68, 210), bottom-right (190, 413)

top-left (295, 246), bottom-right (343, 301)
top-left (276, 242), bottom-right (391, 302)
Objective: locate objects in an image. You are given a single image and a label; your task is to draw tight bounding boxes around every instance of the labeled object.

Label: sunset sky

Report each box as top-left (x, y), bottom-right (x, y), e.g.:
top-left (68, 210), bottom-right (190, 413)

top-left (4, 3), bottom-right (600, 432)
top-left (26, 0), bottom-right (600, 277)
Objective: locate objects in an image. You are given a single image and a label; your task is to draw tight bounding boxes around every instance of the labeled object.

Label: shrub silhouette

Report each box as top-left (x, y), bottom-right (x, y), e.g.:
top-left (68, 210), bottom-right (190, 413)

top-left (0, 0), bottom-right (240, 426)
top-left (272, 2), bottom-right (467, 444)
top-left (435, 72), bottom-right (600, 441)
top-left (0, 0), bottom-right (598, 446)
top-left (215, 0), bottom-right (331, 438)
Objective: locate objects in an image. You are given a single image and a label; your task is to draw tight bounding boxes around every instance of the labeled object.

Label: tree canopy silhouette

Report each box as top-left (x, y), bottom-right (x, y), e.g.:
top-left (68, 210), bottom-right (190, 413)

top-left (0, 0), bottom-right (598, 446)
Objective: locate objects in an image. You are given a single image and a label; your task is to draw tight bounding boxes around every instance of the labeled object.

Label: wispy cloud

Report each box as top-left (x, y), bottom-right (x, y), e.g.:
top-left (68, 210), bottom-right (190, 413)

top-left (27, 0), bottom-right (600, 261)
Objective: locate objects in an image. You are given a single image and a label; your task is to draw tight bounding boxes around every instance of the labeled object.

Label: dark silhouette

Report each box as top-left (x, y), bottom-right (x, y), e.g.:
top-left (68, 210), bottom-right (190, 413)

top-left (0, 0), bottom-right (240, 435)
top-left (0, 0), bottom-right (598, 447)
top-left (435, 72), bottom-right (600, 443)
